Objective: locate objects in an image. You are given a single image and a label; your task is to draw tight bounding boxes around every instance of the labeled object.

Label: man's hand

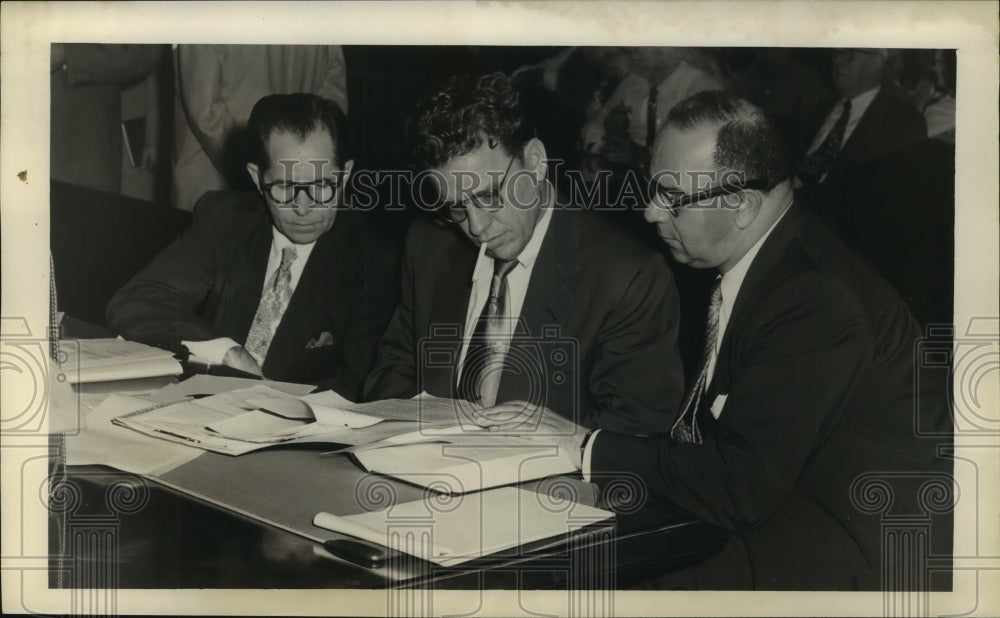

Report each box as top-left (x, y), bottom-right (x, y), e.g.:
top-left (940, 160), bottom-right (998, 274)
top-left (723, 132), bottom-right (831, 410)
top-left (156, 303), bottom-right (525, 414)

top-left (222, 345), bottom-right (263, 377)
top-left (472, 400), bottom-right (588, 470)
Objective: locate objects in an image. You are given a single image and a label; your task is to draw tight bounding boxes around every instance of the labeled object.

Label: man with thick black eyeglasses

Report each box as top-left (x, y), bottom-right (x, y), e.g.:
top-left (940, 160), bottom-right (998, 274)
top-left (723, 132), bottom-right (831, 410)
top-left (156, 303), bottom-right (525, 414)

top-left (479, 90), bottom-right (951, 590)
top-left (108, 93), bottom-right (396, 396)
top-left (365, 72), bottom-right (685, 436)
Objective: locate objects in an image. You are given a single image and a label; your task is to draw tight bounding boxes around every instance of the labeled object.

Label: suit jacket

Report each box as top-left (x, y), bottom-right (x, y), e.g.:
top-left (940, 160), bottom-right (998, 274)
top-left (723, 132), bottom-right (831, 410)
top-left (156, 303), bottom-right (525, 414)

top-left (107, 191), bottom-right (397, 398)
top-left (51, 44), bottom-right (163, 192)
top-left (591, 205), bottom-right (952, 589)
top-left (800, 89), bottom-right (927, 232)
top-left (364, 209), bottom-right (685, 434)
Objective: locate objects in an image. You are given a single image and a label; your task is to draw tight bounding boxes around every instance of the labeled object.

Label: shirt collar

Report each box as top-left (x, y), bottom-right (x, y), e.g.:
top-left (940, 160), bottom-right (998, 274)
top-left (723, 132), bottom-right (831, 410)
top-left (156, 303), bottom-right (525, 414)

top-left (847, 84), bottom-right (881, 117)
top-left (271, 226), bottom-right (317, 254)
top-left (719, 202), bottom-right (791, 306)
top-left (471, 205), bottom-right (554, 282)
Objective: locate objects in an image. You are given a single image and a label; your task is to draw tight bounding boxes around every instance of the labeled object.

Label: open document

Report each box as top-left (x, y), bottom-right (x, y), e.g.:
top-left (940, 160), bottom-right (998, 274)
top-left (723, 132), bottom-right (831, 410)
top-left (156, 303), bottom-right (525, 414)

top-left (111, 386), bottom-right (487, 456)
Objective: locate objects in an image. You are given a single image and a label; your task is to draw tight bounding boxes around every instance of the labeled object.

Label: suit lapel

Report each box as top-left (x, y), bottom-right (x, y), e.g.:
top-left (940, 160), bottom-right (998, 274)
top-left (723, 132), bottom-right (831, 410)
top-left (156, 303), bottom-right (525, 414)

top-left (223, 209), bottom-right (272, 342)
top-left (837, 90), bottom-right (888, 166)
top-left (497, 209), bottom-right (577, 404)
top-left (424, 233), bottom-right (478, 396)
top-left (262, 213), bottom-right (352, 379)
top-left (709, 204), bottom-right (806, 400)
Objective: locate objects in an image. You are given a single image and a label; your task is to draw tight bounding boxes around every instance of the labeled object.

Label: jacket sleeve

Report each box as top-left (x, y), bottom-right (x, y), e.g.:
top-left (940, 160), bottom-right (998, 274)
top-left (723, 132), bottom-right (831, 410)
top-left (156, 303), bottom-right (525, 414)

top-left (591, 272), bottom-right (871, 532)
top-left (362, 224), bottom-right (421, 401)
top-left (584, 250), bottom-right (685, 434)
top-left (106, 196), bottom-right (225, 351)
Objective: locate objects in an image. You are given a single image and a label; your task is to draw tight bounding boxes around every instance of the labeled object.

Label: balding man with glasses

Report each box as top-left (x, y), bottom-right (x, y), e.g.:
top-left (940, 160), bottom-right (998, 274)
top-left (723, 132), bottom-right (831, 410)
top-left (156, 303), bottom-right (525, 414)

top-left (108, 93), bottom-right (396, 397)
top-left (364, 73), bottom-right (684, 435)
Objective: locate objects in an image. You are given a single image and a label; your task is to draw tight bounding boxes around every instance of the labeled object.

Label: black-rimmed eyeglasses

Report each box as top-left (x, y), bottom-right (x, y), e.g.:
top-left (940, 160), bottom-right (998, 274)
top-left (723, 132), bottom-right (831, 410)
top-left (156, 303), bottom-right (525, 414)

top-left (644, 173), bottom-right (769, 217)
top-left (437, 156), bottom-right (516, 224)
top-left (260, 177), bottom-right (343, 205)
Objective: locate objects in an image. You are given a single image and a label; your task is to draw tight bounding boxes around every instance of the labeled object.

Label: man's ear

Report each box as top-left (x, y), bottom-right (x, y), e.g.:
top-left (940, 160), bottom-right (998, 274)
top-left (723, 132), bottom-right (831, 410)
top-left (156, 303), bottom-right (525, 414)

top-left (522, 138), bottom-right (548, 183)
top-left (341, 159), bottom-right (354, 183)
top-left (246, 162), bottom-right (261, 191)
top-left (733, 190), bottom-right (763, 230)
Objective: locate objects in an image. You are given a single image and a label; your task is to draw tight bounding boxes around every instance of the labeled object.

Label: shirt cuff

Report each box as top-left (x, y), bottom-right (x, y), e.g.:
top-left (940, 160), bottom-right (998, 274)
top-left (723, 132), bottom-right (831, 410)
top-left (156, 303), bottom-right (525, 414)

top-left (582, 429), bottom-right (601, 483)
top-left (182, 337), bottom-right (240, 365)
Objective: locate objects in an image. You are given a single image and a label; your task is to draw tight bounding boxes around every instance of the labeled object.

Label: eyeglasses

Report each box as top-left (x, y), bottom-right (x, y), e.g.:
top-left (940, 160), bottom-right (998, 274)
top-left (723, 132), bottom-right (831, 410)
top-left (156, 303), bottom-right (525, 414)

top-left (644, 172), bottom-right (769, 217)
top-left (260, 177), bottom-right (343, 205)
top-left (437, 156), bottom-right (516, 224)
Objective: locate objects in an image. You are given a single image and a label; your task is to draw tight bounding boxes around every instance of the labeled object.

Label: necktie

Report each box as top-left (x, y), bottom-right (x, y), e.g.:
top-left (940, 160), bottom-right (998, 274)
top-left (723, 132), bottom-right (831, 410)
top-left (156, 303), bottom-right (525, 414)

top-left (245, 245), bottom-right (298, 366)
top-left (670, 278), bottom-right (723, 444)
top-left (646, 85), bottom-right (659, 147)
top-left (458, 258), bottom-right (519, 407)
top-left (798, 99), bottom-right (852, 185)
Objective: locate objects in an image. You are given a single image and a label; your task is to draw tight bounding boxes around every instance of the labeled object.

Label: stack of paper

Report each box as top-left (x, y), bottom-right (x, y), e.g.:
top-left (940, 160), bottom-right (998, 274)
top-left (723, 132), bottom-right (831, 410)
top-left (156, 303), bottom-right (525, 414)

top-left (313, 486), bottom-right (613, 567)
top-left (59, 338), bottom-right (182, 384)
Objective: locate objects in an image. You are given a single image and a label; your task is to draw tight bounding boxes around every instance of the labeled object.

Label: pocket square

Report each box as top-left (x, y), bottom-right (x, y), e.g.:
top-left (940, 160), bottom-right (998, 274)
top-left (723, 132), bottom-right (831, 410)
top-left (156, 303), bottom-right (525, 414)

top-left (306, 331), bottom-right (334, 349)
top-left (710, 394), bottom-right (728, 419)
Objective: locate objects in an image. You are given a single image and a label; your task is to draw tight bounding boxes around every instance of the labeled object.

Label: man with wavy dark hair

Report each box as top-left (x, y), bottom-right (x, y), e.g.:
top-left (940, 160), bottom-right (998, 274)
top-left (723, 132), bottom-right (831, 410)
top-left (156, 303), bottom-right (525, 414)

top-left (365, 72), bottom-right (684, 435)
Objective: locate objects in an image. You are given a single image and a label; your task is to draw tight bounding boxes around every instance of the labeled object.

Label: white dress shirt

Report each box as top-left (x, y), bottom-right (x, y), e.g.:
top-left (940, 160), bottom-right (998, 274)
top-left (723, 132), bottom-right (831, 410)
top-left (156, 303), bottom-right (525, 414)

top-left (455, 206), bottom-right (554, 382)
top-left (183, 227), bottom-right (316, 364)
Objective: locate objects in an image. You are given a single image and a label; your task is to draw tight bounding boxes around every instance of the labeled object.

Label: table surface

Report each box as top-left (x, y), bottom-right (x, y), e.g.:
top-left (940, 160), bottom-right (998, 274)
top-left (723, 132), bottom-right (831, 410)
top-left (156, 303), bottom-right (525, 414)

top-left (52, 461), bottom-right (725, 589)
top-left (52, 321), bottom-right (727, 589)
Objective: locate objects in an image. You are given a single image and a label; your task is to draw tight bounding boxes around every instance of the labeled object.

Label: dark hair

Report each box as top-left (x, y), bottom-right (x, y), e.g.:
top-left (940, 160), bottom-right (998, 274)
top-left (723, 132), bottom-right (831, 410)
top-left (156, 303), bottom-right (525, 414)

top-left (665, 90), bottom-right (790, 190)
top-left (408, 72), bottom-right (535, 170)
top-left (246, 93), bottom-right (349, 169)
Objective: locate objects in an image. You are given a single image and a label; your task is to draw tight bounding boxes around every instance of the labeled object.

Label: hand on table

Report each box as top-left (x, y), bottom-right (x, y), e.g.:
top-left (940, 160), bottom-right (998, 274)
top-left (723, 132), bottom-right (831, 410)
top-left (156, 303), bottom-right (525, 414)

top-left (471, 400), bottom-right (588, 470)
top-left (222, 345), bottom-right (263, 377)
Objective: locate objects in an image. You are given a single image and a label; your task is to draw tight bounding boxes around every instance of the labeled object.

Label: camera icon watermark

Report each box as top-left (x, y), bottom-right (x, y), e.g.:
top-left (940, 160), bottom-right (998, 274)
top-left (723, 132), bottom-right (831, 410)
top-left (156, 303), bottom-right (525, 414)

top-left (0, 316), bottom-right (82, 435)
top-left (416, 321), bottom-right (579, 436)
top-left (914, 318), bottom-right (999, 437)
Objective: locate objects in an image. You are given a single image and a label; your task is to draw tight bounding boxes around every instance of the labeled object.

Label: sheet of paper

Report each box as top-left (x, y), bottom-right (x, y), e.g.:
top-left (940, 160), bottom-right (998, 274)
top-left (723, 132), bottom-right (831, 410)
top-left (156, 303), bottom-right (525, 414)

top-left (320, 392), bottom-right (476, 426)
top-left (65, 394), bottom-right (203, 476)
top-left (147, 374), bottom-right (315, 404)
top-left (313, 486), bottom-right (613, 567)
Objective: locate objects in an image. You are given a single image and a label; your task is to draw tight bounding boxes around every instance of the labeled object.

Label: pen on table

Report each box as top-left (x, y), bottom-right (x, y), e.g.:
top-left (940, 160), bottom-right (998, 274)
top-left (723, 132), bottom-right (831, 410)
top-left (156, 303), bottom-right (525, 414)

top-left (152, 428), bottom-right (201, 444)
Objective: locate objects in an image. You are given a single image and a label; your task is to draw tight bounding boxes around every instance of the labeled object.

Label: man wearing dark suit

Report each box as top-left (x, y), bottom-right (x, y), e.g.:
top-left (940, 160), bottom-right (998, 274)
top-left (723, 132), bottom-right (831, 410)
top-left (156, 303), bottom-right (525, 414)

top-left (794, 49), bottom-right (927, 233)
top-left (108, 94), bottom-right (395, 398)
top-left (364, 73), bottom-right (684, 434)
top-left (488, 91), bottom-right (951, 589)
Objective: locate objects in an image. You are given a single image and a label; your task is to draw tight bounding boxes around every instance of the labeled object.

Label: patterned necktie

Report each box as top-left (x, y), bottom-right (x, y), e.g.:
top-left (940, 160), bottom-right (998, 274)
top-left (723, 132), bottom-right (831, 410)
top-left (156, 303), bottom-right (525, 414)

top-left (245, 245), bottom-right (298, 366)
top-left (458, 258), bottom-right (519, 407)
top-left (798, 99), bottom-right (852, 185)
top-left (646, 85), bottom-right (659, 147)
top-left (670, 278), bottom-right (723, 444)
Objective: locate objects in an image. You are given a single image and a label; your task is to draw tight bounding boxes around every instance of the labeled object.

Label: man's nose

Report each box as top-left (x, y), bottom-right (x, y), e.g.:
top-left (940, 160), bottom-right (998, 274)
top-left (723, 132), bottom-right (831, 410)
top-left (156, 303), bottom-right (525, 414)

top-left (644, 199), bottom-right (673, 224)
top-left (466, 206), bottom-right (491, 237)
top-left (292, 190), bottom-right (314, 216)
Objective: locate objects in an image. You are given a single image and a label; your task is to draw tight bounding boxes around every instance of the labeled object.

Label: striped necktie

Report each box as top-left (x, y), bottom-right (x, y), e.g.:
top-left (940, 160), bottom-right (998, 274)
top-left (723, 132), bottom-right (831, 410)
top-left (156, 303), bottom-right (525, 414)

top-left (245, 245), bottom-right (298, 367)
top-left (457, 258), bottom-right (519, 407)
top-left (671, 278), bottom-right (723, 444)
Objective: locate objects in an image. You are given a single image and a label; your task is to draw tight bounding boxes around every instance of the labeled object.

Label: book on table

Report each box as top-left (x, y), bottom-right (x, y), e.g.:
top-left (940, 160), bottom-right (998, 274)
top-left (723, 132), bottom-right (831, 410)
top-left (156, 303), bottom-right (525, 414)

top-left (58, 338), bottom-right (183, 384)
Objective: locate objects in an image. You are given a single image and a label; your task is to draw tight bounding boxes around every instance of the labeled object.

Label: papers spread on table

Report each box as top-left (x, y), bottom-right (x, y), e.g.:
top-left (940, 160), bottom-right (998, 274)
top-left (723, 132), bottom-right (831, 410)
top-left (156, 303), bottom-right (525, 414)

top-left (108, 386), bottom-right (473, 456)
top-left (313, 486), bottom-right (613, 567)
top-left (59, 338), bottom-right (182, 384)
top-left (110, 387), bottom-right (577, 491)
top-left (66, 394), bottom-right (203, 476)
